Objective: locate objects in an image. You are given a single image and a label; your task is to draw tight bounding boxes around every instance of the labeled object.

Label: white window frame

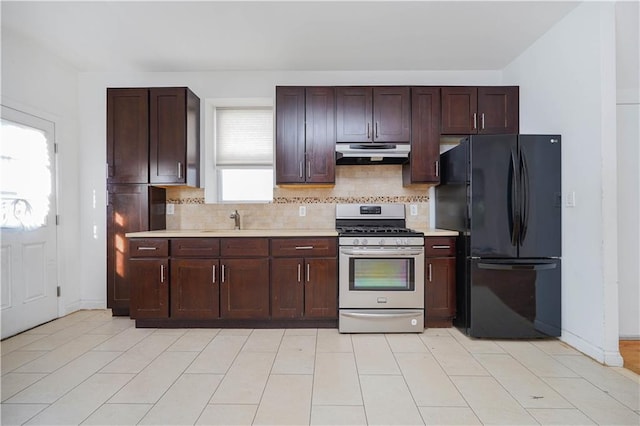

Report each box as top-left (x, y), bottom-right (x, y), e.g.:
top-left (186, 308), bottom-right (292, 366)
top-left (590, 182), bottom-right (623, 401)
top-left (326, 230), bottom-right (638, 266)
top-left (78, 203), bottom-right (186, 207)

top-left (203, 98), bottom-right (274, 204)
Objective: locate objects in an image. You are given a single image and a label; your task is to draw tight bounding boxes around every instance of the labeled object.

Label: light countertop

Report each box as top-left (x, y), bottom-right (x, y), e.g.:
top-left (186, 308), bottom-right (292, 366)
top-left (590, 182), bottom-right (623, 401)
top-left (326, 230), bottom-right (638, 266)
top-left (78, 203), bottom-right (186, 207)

top-left (126, 228), bottom-right (458, 238)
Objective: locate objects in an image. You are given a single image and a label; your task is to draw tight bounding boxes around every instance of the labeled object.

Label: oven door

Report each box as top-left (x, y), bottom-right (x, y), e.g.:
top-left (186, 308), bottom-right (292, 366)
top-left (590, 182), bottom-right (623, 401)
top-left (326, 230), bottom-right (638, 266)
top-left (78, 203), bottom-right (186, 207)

top-left (339, 246), bottom-right (424, 309)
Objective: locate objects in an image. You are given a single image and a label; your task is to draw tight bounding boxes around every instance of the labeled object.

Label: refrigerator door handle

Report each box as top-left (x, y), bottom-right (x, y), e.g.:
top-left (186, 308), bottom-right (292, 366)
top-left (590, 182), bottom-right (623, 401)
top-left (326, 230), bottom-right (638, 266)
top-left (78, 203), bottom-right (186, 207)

top-left (509, 149), bottom-right (519, 246)
top-left (478, 262), bottom-right (558, 271)
top-left (520, 150), bottom-right (530, 245)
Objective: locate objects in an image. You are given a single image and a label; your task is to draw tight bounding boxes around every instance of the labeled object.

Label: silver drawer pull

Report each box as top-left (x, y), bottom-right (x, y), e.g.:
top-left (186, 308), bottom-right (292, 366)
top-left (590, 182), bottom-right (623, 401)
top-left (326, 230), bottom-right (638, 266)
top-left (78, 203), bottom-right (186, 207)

top-left (138, 247), bottom-right (158, 251)
top-left (212, 265), bottom-right (216, 284)
top-left (431, 245), bottom-right (451, 249)
top-left (295, 246), bottom-right (314, 250)
top-left (160, 264), bottom-right (165, 283)
top-left (297, 264), bottom-right (301, 283)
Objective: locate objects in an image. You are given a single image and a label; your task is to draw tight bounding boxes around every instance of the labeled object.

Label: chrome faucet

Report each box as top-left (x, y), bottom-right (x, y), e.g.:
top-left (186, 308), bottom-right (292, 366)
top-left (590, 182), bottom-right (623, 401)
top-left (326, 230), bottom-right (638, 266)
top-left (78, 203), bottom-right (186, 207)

top-left (230, 210), bottom-right (240, 230)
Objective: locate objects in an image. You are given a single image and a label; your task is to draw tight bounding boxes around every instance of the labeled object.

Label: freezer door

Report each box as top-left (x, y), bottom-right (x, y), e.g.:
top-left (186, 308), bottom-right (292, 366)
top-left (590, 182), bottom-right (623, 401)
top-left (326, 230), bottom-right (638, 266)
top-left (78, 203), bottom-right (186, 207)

top-left (518, 135), bottom-right (562, 258)
top-left (469, 259), bottom-right (561, 338)
top-left (469, 135), bottom-right (518, 258)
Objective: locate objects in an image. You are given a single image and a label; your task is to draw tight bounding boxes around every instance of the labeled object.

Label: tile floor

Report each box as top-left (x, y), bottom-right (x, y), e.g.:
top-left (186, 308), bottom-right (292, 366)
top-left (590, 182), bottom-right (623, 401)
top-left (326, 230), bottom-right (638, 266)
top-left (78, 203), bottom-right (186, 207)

top-left (1, 310), bottom-right (639, 425)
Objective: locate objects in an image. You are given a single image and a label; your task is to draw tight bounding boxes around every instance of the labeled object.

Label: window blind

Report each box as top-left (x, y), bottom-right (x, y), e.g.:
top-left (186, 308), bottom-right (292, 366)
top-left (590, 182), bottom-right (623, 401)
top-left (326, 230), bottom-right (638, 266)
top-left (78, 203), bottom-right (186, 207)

top-left (215, 107), bottom-right (273, 166)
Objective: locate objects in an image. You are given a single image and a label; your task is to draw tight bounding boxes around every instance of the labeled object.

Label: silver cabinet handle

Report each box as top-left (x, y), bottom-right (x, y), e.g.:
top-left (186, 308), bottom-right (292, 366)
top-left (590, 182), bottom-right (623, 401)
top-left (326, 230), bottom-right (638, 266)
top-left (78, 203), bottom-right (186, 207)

top-left (295, 246), bottom-right (314, 250)
top-left (160, 264), bottom-right (165, 283)
top-left (297, 263), bottom-right (301, 283)
top-left (435, 160), bottom-right (440, 177)
top-left (367, 123), bottom-right (371, 139)
top-left (299, 162), bottom-right (303, 178)
top-left (306, 263), bottom-right (310, 282)
top-left (138, 247), bottom-right (157, 251)
top-left (481, 113), bottom-right (485, 130)
top-left (428, 263), bottom-right (432, 282)
top-left (473, 113), bottom-right (477, 129)
top-left (212, 265), bottom-right (216, 284)
top-left (221, 264), bottom-right (226, 283)
top-left (431, 245), bottom-right (451, 249)
top-left (177, 162), bottom-right (183, 179)
top-left (307, 161), bottom-right (311, 179)
top-left (375, 121), bottom-right (379, 138)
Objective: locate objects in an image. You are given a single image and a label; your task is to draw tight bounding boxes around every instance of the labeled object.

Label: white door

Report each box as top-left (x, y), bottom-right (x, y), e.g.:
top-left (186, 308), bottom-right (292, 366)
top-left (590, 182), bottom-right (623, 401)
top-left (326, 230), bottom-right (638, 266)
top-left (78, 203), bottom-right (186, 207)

top-left (1, 105), bottom-right (59, 339)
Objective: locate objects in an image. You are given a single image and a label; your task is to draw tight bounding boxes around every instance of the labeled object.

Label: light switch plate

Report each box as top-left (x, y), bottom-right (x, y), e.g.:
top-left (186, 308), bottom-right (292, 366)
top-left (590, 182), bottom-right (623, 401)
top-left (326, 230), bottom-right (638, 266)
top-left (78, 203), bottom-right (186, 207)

top-left (410, 204), bottom-right (418, 216)
top-left (166, 204), bottom-right (175, 215)
top-left (565, 191), bottom-right (576, 207)
top-left (299, 206), bottom-right (306, 217)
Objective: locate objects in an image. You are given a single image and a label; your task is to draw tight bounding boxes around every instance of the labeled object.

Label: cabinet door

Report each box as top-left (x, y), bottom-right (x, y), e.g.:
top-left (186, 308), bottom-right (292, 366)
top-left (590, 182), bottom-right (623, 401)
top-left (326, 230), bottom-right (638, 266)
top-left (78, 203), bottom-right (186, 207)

top-left (130, 258), bottom-right (169, 319)
top-left (372, 87), bottom-right (411, 142)
top-left (425, 257), bottom-right (456, 321)
top-left (271, 258), bottom-right (304, 319)
top-left (220, 258), bottom-right (270, 319)
top-left (477, 86), bottom-right (519, 134)
top-left (403, 87), bottom-right (440, 184)
top-left (107, 184), bottom-right (149, 316)
top-left (305, 87), bottom-right (336, 183)
top-left (150, 87), bottom-right (187, 184)
top-left (441, 87), bottom-right (478, 135)
top-left (171, 259), bottom-right (219, 320)
top-left (106, 88), bottom-right (149, 184)
top-left (304, 258), bottom-right (338, 319)
top-left (275, 87), bottom-right (306, 184)
top-left (336, 87), bottom-right (373, 143)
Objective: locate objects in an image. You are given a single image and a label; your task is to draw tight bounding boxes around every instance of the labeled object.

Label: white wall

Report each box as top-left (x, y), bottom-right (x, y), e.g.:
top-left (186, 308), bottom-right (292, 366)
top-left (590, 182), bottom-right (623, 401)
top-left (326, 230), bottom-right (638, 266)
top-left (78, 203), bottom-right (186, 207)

top-left (503, 2), bottom-right (622, 365)
top-left (78, 70), bottom-right (501, 306)
top-left (1, 29), bottom-right (82, 315)
top-left (616, 1), bottom-right (640, 339)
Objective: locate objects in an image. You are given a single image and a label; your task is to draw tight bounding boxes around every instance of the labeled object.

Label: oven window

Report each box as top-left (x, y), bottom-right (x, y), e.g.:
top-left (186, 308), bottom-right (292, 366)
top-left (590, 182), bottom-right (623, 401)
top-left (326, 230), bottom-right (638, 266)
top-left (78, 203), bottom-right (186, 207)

top-left (349, 258), bottom-right (415, 291)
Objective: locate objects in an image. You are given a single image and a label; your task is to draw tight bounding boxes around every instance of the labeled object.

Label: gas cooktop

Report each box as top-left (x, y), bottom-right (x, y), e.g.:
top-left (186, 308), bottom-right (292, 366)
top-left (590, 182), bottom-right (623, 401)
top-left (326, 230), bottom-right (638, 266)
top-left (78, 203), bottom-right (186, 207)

top-left (336, 225), bottom-right (423, 237)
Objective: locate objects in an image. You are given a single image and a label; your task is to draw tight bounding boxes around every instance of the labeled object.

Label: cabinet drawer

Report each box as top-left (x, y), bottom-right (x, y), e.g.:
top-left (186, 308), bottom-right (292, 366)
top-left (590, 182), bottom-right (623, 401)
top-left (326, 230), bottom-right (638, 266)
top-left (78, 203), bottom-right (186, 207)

top-left (271, 238), bottom-right (337, 257)
top-left (425, 237), bottom-right (456, 257)
top-left (171, 238), bottom-right (220, 257)
top-left (129, 239), bottom-right (168, 257)
top-left (220, 238), bottom-right (269, 257)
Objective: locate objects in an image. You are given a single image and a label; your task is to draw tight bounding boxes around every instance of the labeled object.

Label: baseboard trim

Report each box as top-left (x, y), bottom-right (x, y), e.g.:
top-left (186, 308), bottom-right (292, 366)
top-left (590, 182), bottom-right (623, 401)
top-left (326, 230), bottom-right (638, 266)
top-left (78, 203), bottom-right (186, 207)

top-left (561, 330), bottom-right (624, 367)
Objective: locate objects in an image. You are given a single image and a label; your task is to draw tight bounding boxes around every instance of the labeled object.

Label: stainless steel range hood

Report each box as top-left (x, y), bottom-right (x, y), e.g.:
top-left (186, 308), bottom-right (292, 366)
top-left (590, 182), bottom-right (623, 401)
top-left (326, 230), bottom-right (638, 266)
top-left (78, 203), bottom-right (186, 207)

top-left (335, 143), bottom-right (410, 165)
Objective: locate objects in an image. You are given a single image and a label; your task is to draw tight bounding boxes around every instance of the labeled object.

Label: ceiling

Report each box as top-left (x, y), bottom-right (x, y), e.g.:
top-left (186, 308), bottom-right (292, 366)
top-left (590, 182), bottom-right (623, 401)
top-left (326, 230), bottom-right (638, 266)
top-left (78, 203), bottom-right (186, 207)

top-left (1, 1), bottom-right (580, 73)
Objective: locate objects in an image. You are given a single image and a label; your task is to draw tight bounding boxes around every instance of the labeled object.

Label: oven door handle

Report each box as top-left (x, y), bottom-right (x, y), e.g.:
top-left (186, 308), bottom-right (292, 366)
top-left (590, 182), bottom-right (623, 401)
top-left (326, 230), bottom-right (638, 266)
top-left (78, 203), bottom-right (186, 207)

top-left (341, 312), bottom-right (421, 319)
top-left (340, 248), bottom-right (424, 257)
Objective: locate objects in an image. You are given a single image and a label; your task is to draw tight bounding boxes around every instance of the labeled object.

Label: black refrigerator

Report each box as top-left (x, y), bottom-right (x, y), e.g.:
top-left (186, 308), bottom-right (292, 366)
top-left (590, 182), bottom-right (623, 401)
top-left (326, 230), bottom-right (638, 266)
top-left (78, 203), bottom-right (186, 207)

top-left (436, 134), bottom-right (562, 338)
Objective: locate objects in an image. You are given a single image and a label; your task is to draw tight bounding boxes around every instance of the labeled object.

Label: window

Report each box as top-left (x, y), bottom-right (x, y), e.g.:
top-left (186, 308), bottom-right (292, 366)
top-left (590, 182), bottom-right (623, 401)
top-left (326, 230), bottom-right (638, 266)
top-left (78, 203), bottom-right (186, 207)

top-left (1, 118), bottom-right (52, 229)
top-left (206, 104), bottom-right (274, 203)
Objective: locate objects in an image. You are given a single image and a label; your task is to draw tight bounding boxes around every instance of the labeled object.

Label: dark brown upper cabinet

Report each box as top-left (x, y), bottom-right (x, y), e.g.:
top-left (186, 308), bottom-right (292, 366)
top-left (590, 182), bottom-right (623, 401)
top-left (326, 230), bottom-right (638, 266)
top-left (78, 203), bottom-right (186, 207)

top-left (336, 87), bottom-right (410, 143)
top-left (275, 86), bottom-right (335, 184)
top-left (441, 86), bottom-right (519, 135)
top-left (107, 87), bottom-right (200, 187)
top-left (403, 87), bottom-right (441, 185)
top-left (107, 88), bottom-right (149, 184)
top-left (150, 87), bottom-right (200, 186)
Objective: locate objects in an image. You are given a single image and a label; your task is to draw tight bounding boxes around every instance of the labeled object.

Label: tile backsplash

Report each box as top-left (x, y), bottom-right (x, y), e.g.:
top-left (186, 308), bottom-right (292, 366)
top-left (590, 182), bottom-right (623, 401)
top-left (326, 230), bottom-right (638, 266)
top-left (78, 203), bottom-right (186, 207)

top-left (166, 165), bottom-right (432, 230)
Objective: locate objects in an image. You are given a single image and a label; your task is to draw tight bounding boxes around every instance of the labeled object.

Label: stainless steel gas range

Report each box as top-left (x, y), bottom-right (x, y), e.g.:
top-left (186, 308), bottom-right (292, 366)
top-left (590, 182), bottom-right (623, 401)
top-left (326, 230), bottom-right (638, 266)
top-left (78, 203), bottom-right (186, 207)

top-left (336, 204), bottom-right (425, 333)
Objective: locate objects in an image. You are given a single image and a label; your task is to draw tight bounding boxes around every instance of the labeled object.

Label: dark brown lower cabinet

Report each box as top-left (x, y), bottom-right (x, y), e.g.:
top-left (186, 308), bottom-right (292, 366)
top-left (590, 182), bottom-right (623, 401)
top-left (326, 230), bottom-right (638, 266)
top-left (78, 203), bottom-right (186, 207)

top-left (127, 236), bottom-right (337, 327)
top-left (271, 257), bottom-right (337, 319)
top-left (304, 258), bottom-right (338, 318)
top-left (171, 259), bottom-right (219, 320)
top-left (128, 238), bottom-right (169, 319)
top-left (425, 237), bottom-right (457, 327)
top-left (271, 258), bottom-right (304, 318)
top-left (425, 257), bottom-right (456, 327)
top-left (220, 258), bottom-right (270, 319)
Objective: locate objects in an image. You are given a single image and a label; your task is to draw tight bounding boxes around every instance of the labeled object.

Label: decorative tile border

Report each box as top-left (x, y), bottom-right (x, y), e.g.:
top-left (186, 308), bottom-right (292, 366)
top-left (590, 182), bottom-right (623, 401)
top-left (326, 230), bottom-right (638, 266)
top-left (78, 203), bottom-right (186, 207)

top-left (272, 195), bottom-right (429, 204)
top-left (167, 195), bottom-right (429, 205)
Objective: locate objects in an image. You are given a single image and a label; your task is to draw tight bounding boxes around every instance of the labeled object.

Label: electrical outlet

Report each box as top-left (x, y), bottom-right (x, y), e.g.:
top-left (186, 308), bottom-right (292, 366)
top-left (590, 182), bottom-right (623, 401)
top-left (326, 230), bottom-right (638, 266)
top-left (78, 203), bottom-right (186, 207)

top-left (410, 204), bottom-right (418, 216)
top-left (299, 206), bottom-right (306, 217)
top-left (166, 204), bottom-right (175, 215)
